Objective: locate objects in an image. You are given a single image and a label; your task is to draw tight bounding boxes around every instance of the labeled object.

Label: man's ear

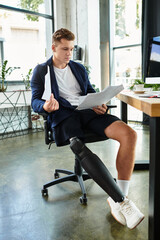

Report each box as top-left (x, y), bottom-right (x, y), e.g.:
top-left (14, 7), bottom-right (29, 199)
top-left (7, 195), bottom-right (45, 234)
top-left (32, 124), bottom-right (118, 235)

top-left (52, 43), bottom-right (56, 52)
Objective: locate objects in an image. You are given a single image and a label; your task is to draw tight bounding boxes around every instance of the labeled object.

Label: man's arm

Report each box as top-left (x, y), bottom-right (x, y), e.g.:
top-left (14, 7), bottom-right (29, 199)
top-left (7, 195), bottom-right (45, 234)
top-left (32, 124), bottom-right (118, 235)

top-left (31, 65), bottom-right (46, 113)
top-left (31, 65), bottom-right (59, 114)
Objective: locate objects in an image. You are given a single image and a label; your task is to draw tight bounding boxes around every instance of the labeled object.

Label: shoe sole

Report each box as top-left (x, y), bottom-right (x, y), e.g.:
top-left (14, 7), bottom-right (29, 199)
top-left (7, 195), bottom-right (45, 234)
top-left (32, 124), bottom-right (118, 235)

top-left (107, 199), bottom-right (126, 226)
top-left (129, 216), bottom-right (145, 230)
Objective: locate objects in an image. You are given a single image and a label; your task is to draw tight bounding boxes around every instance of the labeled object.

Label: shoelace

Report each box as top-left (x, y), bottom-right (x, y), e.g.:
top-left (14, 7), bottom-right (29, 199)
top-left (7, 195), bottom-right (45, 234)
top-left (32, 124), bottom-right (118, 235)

top-left (121, 201), bottom-right (135, 216)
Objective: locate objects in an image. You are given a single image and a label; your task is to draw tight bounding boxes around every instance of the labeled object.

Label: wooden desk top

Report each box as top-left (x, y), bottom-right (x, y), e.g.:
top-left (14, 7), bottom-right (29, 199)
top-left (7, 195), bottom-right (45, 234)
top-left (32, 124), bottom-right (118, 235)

top-left (117, 91), bottom-right (160, 117)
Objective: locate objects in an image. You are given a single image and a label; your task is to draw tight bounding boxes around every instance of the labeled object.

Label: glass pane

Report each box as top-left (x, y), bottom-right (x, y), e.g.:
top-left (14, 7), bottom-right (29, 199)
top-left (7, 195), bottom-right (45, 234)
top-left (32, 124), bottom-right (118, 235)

top-left (0, 41), bottom-right (3, 64)
top-left (114, 46), bottom-right (142, 87)
top-left (0, 0), bottom-right (52, 15)
top-left (114, 0), bottom-right (142, 47)
top-left (0, 8), bottom-right (52, 83)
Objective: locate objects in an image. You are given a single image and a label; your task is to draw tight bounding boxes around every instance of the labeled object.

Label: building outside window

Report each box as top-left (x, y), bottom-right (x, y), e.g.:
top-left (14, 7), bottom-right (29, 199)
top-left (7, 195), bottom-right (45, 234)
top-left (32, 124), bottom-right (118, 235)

top-left (0, 0), bottom-right (53, 88)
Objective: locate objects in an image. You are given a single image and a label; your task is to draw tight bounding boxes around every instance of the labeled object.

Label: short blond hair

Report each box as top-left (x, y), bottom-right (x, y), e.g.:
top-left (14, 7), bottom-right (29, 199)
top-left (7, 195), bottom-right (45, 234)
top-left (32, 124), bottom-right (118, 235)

top-left (52, 28), bottom-right (75, 44)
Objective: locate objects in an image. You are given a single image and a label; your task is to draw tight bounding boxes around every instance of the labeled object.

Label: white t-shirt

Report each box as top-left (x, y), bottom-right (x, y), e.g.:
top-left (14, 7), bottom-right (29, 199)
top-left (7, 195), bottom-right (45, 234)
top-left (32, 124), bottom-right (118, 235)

top-left (54, 65), bottom-right (81, 106)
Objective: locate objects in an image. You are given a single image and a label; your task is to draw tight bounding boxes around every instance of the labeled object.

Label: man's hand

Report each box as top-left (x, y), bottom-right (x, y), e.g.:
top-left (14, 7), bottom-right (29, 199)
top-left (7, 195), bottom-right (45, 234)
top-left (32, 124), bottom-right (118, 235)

top-left (92, 104), bottom-right (108, 115)
top-left (43, 93), bottom-right (59, 113)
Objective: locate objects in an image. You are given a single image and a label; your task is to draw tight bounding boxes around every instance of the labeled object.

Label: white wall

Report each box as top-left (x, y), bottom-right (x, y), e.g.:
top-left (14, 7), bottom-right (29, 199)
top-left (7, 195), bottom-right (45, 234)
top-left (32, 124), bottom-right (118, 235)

top-left (88, 0), bottom-right (101, 89)
top-left (54, 0), bottom-right (101, 89)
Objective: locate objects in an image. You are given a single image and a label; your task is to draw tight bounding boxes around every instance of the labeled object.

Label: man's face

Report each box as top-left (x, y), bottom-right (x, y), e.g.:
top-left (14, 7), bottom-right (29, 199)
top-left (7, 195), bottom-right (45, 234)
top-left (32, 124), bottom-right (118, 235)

top-left (52, 38), bottom-right (74, 66)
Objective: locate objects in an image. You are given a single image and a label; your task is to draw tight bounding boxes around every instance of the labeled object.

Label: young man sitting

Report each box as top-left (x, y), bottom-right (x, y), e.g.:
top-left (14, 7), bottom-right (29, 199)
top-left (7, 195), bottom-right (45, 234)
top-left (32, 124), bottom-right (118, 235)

top-left (31, 28), bottom-right (144, 229)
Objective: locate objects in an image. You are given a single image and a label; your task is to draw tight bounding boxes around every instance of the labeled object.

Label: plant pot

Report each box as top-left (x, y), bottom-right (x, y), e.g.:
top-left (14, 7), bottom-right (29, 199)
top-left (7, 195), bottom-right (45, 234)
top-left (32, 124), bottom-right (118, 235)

top-left (134, 84), bottom-right (144, 91)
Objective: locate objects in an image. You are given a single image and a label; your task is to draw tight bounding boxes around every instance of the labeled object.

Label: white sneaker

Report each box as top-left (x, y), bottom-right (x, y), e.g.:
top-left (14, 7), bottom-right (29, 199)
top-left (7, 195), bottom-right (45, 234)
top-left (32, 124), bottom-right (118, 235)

top-left (120, 198), bottom-right (144, 229)
top-left (107, 197), bottom-right (126, 225)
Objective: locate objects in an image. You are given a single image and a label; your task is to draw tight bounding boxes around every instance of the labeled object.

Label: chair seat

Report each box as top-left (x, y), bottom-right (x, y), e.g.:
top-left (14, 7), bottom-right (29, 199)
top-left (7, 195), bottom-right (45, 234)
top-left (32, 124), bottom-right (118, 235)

top-left (46, 128), bottom-right (108, 147)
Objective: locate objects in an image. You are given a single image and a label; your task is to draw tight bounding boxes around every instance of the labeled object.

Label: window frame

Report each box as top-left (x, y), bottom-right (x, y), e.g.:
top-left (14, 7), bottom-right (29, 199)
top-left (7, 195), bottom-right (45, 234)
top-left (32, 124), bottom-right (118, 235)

top-left (109, 0), bottom-right (143, 122)
top-left (109, 0), bottom-right (142, 85)
top-left (0, 1), bottom-right (54, 86)
top-left (0, 3), bottom-right (54, 32)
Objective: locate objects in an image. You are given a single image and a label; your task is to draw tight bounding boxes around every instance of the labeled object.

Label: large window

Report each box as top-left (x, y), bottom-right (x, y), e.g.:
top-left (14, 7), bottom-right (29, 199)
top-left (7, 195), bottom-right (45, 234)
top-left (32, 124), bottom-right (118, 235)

top-left (0, 0), bottom-right (53, 86)
top-left (111, 0), bottom-right (142, 87)
top-left (110, 0), bottom-right (143, 121)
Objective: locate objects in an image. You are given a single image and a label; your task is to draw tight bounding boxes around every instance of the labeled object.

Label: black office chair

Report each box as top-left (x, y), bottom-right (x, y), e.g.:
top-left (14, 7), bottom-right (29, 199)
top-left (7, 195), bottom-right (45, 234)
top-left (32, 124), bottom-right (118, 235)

top-left (40, 105), bottom-right (116, 204)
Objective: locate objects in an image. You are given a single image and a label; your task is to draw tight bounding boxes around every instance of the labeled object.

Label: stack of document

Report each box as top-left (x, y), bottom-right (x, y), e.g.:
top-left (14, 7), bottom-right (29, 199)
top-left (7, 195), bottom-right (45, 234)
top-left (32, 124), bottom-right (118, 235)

top-left (77, 84), bottom-right (124, 110)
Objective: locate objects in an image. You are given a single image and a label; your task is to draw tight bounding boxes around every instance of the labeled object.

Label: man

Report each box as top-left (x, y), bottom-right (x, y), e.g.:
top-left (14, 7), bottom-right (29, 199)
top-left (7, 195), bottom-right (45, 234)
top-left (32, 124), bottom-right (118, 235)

top-left (31, 28), bottom-right (144, 229)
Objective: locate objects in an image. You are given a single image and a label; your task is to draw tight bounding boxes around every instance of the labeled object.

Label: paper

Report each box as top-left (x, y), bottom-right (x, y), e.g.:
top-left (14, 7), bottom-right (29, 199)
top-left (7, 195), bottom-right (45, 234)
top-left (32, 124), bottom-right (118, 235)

top-left (77, 84), bottom-right (124, 110)
top-left (139, 91), bottom-right (160, 98)
top-left (42, 66), bottom-right (51, 100)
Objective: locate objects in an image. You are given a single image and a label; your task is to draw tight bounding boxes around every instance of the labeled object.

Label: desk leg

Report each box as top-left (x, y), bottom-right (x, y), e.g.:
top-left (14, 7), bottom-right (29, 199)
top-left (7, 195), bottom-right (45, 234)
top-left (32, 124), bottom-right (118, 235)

top-left (120, 100), bottom-right (149, 170)
top-left (120, 101), bottom-right (127, 123)
top-left (149, 117), bottom-right (160, 240)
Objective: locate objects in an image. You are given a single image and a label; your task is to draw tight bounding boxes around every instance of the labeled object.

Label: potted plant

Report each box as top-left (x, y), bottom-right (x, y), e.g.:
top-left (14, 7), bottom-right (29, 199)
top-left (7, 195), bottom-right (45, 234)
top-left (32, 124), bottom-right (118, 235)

top-left (83, 63), bottom-right (99, 92)
top-left (21, 68), bottom-right (33, 90)
top-left (144, 83), bottom-right (160, 91)
top-left (129, 79), bottom-right (145, 91)
top-left (0, 60), bottom-right (20, 92)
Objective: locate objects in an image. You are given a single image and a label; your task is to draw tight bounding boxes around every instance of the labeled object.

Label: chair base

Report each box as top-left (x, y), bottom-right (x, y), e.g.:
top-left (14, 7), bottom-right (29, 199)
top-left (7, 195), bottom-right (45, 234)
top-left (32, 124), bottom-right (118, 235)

top-left (41, 158), bottom-right (91, 204)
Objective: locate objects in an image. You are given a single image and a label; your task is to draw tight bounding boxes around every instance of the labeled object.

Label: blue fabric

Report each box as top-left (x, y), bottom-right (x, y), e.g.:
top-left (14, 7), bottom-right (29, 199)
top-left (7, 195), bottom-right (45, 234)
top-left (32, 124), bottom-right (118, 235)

top-left (31, 56), bottom-right (95, 128)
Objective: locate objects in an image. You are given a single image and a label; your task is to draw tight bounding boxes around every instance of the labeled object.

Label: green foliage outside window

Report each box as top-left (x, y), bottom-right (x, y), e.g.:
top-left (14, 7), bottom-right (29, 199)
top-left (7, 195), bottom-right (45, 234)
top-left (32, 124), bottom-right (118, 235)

top-left (115, 0), bottom-right (126, 38)
top-left (115, 0), bottom-right (141, 39)
top-left (19, 0), bottom-right (44, 21)
top-left (136, 0), bottom-right (140, 29)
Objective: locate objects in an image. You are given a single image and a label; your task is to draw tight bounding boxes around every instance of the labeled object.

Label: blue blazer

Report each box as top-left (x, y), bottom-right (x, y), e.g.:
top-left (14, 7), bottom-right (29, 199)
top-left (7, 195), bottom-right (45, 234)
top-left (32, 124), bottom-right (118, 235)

top-left (31, 56), bottom-right (95, 128)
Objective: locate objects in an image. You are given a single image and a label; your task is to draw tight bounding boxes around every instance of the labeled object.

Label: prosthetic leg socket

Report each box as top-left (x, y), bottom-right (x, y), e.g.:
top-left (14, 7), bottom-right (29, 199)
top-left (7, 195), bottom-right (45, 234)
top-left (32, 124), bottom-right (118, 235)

top-left (70, 137), bottom-right (124, 203)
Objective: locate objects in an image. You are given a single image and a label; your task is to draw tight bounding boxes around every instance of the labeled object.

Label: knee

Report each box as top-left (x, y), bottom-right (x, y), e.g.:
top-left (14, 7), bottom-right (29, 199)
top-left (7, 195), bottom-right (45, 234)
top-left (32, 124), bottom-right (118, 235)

top-left (123, 126), bottom-right (137, 145)
top-left (105, 121), bottom-right (137, 145)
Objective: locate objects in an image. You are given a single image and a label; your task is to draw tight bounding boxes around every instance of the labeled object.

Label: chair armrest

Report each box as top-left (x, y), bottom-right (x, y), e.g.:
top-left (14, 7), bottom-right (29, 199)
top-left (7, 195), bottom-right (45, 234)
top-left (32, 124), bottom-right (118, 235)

top-left (106, 104), bottom-right (117, 109)
top-left (39, 112), bottom-right (48, 120)
top-left (106, 104), bottom-right (117, 114)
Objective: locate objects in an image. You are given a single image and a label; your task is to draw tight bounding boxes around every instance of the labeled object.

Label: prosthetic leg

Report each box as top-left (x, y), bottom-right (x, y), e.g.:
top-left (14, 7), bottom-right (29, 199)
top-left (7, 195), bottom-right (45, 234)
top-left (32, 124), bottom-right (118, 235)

top-left (70, 137), bottom-right (124, 203)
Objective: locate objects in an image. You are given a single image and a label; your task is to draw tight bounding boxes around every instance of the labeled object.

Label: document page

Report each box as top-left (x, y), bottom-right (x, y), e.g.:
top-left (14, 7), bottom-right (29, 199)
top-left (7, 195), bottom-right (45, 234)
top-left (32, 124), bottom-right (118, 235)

top-left (42, 66), bottom-right (51, 101)
top-left (77, 84), bottom-right (124, 110)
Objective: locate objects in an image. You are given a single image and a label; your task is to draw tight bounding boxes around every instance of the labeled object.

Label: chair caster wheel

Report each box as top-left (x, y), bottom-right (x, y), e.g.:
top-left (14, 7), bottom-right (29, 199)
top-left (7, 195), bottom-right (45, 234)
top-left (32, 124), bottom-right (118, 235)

top-left (54, 172), bottom-right (60, 179)
top-left (80, 196), bottom-right (87, 204)
top-left (41, 188), bottom-right (48, 196)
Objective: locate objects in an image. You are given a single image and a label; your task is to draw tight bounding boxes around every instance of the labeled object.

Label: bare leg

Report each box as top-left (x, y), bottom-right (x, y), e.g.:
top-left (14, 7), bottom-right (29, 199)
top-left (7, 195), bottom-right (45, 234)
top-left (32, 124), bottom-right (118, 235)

top-left (104, 122), bottom-right (144, 229)
top-left (104, 120), bottom-right (137, 180)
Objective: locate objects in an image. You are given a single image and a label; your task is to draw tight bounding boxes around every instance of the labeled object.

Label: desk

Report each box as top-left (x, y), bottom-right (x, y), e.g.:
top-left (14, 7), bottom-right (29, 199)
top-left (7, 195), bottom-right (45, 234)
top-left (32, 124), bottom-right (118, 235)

top-left (117, 91), bottom-right (160, 240)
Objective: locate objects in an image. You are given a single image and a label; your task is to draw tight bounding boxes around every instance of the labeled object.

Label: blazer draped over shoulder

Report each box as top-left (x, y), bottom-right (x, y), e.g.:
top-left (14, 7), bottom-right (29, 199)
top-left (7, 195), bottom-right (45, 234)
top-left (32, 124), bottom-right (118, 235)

top-left (31, 56), bottom-right (95, 128)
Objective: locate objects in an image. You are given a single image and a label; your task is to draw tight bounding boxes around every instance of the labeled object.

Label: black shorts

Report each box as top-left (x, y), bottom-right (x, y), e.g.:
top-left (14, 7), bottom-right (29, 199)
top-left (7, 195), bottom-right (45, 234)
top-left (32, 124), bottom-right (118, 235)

top-left (52, 109), bottom-right (120, 146)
